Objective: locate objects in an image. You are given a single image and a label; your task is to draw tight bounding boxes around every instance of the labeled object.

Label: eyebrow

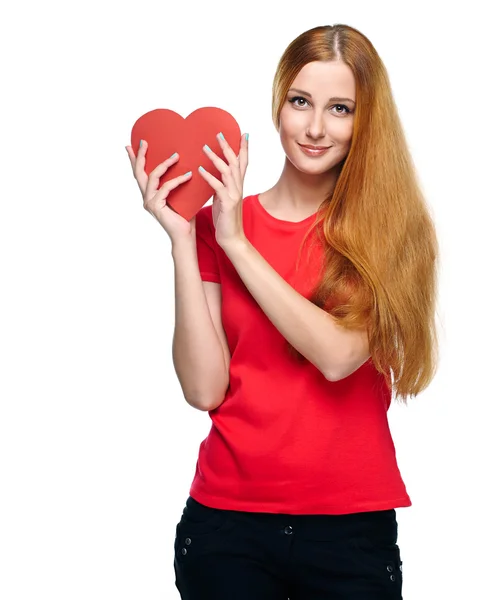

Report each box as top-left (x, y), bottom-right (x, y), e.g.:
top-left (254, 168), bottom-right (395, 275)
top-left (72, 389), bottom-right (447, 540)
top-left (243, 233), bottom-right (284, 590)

top-left (288, 88), bottom-right (356, 105)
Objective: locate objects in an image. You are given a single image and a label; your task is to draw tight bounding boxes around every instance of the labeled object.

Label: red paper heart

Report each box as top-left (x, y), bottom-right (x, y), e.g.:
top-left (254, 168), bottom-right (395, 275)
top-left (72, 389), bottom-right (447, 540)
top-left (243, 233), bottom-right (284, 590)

top-left (130, 107), bottom-right (241, 221)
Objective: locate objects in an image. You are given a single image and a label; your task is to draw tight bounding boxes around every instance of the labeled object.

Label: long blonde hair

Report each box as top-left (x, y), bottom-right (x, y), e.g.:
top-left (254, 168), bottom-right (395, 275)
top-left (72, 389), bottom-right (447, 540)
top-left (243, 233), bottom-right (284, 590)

top-left (273, 25), bottom-right (440, 403)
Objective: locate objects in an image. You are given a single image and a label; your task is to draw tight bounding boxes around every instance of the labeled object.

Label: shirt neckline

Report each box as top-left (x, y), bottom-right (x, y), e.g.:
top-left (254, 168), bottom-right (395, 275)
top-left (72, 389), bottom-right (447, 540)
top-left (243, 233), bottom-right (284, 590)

top-left (251, 194), bottom-right (318, 229)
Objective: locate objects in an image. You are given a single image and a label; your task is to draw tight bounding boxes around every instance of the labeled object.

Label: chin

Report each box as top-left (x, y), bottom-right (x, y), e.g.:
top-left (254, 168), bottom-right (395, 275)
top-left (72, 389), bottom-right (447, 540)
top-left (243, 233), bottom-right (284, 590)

top-left (300, 151), bottom-right (349, 176)
top-left (291, 156), bottom-right (336, 176)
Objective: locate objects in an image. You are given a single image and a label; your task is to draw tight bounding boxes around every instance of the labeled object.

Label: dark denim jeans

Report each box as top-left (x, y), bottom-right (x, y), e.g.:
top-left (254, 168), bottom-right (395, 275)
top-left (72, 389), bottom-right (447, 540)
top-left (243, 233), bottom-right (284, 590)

top-left (174, 496), bottom-right (403, 599)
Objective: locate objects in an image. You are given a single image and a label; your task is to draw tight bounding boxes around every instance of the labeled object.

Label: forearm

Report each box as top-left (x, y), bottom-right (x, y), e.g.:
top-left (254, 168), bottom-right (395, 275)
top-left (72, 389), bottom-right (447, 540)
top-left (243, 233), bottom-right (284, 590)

top-left (171, 239), bottom-right (229, 410)
top-left (221, 239), bottom-right (370, 381)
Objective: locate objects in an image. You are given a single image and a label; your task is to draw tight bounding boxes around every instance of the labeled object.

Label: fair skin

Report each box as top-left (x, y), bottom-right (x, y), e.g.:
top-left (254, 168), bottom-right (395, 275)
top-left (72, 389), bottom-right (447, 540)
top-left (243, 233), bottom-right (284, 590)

top-left (126, 59), bottom-right (370, 382)
top-left (260, 59), bottom-right (356, 221)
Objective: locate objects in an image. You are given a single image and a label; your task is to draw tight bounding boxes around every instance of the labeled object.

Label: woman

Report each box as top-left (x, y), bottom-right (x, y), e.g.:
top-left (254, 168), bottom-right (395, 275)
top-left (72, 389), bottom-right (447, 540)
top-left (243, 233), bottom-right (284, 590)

top-left (126, 23), bottom-right (439, 600)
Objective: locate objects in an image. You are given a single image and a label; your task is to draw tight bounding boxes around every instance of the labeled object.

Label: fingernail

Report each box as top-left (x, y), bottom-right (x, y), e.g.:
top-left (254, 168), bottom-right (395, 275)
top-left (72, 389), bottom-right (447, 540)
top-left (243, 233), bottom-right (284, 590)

top-left (245, 133), bottom-right (249, 141)
top-left (204, 144), bottom-right (211, 152)
top-left (218, 132), bottom-right (225, 140)
top-left (199, 166), bottom-right (206, 172)
top-left (171, 152), bottom-right (177, 158)
top-left (185, 171), bottom-right (192, 176)
top-left (139, 140), bottom-right (143, 148)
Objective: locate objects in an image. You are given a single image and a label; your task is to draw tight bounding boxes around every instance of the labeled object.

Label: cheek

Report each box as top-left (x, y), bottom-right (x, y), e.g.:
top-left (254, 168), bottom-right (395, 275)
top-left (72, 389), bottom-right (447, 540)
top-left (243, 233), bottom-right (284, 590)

top-left (279, 108), bottom-right (302, 137)
top-left (329, 119), bottom-right (354, 143)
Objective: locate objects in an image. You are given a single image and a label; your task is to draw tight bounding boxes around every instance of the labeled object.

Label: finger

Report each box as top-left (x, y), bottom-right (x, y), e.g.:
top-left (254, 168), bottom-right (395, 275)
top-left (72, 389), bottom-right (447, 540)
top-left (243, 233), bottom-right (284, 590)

top-left (126, 146), bottom-right (136, 170)
top-left (198, 165), bottom-right (240, 201)
top-left (202, 141), bottom-right (240, 198)
top-left (238, 133), bottom-right (249, 180)
top-left (134, 139), bottom-right (148, 183)
top-left (145, 152), bottom-right (180, 200)
top-left (215, 132), bottom-right (239, 170)
top-left (150, 170), bottom-right (193, 205)
top-left (202, 142), bottom-right (232, 179)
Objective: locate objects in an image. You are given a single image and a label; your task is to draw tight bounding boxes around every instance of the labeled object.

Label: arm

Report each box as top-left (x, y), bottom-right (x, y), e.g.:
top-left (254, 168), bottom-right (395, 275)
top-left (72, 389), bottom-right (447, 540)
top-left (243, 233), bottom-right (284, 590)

top-left (222, 239), bottom-right (370, 381)
top-left (171, 238), bottom-right (230, 411)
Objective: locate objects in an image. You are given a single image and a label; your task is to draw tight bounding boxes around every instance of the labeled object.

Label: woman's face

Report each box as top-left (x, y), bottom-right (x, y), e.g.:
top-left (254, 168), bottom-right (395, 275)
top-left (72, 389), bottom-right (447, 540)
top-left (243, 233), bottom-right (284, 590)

top-left (278, 60), bottom-right (356, 175)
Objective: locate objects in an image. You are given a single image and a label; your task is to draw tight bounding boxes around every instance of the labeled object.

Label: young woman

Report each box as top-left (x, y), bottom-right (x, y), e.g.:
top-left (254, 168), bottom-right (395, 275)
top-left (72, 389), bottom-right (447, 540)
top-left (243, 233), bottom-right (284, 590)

top-left (126, 23), bottom-right (439, 600)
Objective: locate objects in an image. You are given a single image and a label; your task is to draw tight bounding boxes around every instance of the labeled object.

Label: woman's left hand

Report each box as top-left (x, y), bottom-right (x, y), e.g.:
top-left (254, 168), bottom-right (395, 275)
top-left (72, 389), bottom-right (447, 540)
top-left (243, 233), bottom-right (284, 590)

top-left (198, 132), bottom-right (249, 250)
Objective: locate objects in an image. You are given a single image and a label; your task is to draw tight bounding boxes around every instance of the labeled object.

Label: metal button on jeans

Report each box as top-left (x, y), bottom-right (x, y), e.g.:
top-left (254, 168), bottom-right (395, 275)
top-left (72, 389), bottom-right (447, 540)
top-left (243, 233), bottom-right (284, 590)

top-left (185, 537), bottom-right (192, 545)
top-left (390, 574), bottom-right (396, 582)
top-left (387, 565), bottom-right (394, 572)
top-left (181, 548), bottom-right (187, 555)
top-left (284, 526), bottom-right (293, 535)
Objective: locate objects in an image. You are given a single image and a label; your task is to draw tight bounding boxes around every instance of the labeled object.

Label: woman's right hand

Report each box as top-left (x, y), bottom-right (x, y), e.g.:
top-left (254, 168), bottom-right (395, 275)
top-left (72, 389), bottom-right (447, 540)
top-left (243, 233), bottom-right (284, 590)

top-left (126, 140), bottom-right (195, 243)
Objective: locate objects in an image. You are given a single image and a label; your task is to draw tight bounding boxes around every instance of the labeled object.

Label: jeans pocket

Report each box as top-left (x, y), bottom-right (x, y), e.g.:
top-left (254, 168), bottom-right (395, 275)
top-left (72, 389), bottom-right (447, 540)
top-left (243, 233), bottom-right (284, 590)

top-left (174, 500), bottom-right (236, 562)
top-left (350, 536), bottom-right (403, 583)
top-left (179, 498), bottom-right (234, 534)
top-left (177, 509), bottom-right (233, 537)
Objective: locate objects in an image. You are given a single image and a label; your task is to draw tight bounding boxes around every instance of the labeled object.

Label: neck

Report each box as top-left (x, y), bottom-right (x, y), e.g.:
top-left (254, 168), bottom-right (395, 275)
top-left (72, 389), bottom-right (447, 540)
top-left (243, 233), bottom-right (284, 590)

top-left (268, 157), bottom-right (340, 212)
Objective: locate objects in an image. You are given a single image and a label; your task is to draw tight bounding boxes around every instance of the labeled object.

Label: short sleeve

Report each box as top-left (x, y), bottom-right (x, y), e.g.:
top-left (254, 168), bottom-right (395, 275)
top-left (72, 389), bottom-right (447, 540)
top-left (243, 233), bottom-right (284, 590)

top-left (195, 206), bottom-right (221, 283)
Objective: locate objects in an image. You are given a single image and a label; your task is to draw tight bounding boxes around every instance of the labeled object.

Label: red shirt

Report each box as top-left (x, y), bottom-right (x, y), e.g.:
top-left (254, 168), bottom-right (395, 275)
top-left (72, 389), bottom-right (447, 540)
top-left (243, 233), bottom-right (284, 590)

top-left (189, 194), bottom-right (411, 515)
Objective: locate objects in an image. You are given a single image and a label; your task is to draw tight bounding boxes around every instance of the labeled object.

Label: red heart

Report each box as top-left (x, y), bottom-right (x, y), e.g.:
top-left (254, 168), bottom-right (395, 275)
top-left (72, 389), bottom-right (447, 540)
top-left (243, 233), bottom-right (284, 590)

top-left (130, 107), bottom-right (241, 221)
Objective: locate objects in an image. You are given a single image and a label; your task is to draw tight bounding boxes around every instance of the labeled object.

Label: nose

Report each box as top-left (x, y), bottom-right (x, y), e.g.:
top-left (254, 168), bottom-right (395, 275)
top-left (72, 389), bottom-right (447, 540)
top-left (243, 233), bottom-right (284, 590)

top-left (306, 111), bottom-right (326, 140)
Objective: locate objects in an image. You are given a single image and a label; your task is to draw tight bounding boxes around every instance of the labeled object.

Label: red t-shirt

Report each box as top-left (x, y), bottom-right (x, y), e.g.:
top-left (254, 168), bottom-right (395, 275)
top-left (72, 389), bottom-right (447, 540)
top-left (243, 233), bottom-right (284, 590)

top-left (189, 193), bottom-right (411, 515)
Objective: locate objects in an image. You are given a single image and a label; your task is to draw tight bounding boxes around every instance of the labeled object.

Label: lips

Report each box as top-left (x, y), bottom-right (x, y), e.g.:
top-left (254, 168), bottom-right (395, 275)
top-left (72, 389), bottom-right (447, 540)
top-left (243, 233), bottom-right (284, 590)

top-left (299, 144), bottom-right (330, 150)
top-left (298, 143), bottom-right (331, 157)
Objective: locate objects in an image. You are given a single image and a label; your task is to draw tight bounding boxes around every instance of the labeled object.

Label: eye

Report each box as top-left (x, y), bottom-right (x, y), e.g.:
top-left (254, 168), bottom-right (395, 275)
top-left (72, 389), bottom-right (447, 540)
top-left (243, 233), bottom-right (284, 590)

top-left (289, 96), bottom-right (309, 108)
top-left (331, 104), bottom-right (352, 115)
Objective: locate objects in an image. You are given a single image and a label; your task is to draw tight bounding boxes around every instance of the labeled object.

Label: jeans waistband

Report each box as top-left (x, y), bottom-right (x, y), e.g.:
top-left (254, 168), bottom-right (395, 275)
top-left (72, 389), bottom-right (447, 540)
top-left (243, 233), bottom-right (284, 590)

top-left (186, 496), bottom-right (397, 542)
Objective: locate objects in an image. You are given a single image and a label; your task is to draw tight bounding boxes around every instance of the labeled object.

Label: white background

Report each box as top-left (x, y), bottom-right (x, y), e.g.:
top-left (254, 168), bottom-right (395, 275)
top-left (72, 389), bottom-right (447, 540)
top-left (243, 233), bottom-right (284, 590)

top-left (1, 0), bottom-right (484, 598)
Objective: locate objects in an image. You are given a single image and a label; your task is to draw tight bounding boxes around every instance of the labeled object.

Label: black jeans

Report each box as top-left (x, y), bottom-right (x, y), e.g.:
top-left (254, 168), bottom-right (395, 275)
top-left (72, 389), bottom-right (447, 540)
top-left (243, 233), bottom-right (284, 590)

top-left (174, 496), bottom-right (403, 599)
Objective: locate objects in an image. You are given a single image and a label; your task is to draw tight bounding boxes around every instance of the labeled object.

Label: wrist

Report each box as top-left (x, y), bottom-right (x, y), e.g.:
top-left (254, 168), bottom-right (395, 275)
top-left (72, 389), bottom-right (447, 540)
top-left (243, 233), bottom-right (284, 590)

top-left (171, 234), bottom-right (196, 257)
top-left (219, 236), bottom-right (250, 256)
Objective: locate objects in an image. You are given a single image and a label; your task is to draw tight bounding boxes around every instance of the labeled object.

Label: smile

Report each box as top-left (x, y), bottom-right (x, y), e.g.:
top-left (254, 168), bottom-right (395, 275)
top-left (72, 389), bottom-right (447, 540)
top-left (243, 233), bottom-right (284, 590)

top-left (298, 144), bottom-right (331, 157)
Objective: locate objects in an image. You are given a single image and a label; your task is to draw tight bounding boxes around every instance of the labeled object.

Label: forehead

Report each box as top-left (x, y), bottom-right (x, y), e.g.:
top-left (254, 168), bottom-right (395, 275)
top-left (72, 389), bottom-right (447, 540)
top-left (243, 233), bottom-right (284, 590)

top-left (290, 61), bottom-right (355, 98)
